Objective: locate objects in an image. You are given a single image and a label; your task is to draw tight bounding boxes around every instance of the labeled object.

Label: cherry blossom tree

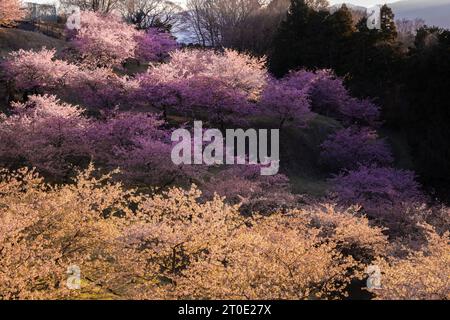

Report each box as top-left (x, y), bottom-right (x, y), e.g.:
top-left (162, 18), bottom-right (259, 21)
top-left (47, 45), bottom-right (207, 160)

top-left (259, 79), bottom-right (312, 129)
top-left (132, 48), bottom-right (267, 121)
top-left (67, 11), bottom-right (178, 68)
top-left (283, 69), bottom-right (380, 126)
top-left (0, 0), bottom-right (25, 26)
top-left (339, 97), bottom-right (381, 127)
top-left (330, 165), bottom-right (425, 218)
top-left (134, 28), bottom-right (178, 63)
top-left (284, 69), bottom-right (348, 116)
top-left (175, 76), bottom-right (254, 127)
top-left (68, 11), bottom-right (140, 68)
top-left (320, 127), bottom-right (393, 171)
top-left (85, 111), bottom-right (203, 186)
top-left (2, 48), bottom-right (79, 94)
top-left (0, 95), bottom-right (90, 178)
top-left (374, 225), bottom-right (450, 300)
top-left (2, 48), bottom-right (138, 109)
top-left (146, 48), bottom-right (268, 99)
top-left (70, 67), bottom-right (139, 109)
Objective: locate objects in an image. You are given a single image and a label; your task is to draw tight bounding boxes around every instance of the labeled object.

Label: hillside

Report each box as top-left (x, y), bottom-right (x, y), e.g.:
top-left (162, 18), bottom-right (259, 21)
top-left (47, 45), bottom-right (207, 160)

top-left (0, 27), bottom-right (65, 59)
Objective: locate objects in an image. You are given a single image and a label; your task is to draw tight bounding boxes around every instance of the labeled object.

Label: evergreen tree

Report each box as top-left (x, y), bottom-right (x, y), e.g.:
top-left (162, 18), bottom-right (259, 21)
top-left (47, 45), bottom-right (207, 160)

top-left (269, 0), bottom-right (314, 76)
top-left (325, 4), bottom-right (355, 72)
top-left (380, 4), bottom-right (398, 41)
top-left (269, 0), bottom-right (348, 76)
top-left (403, 28), bottom-right (450, 196)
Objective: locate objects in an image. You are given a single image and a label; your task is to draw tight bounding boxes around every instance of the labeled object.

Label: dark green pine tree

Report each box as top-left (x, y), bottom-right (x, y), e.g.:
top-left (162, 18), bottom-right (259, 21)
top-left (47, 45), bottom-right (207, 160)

top-left (268, 0), bottom-right (313, 76)
top-left (270, 0), bottom-right (346, 76)
top-left (403, 28), bottom-right (450, 194)
top-left (325, 4), bottom-right (355, 72)
top-left (380, 4), bottom-right (398, 41)
top-left (336, 7), bottom-right (405, 127)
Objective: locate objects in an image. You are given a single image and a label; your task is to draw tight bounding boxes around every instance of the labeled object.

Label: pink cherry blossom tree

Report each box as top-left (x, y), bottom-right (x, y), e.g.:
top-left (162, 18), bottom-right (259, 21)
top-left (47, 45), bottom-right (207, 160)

top-left (146, 48), bottom-right (268, 99)
top-left (283, 69), bottom-right (380, 126)
top-left (339, 97), bottom-right (381, 127)
top-left (2, 48), bottom-right (138, 109)
top-left (330, 165), bottom-right (425, 218)
top-left (0, 95), bottom-right (91, 178)
top-left (320, 127), bottom-right (393, 171)
top-left (1, 48), bottom-right (79, 94)
top-left (176, 76), bottom-right (254, 127)
top-left (68, 11), bottom-right (140, 68)
top-left (0, 0), bottom-right (25, 26)
top-left (259, 79), bottom-right (312, 129)
top-left (134, 28), bottom-right (178, 63)
top-left (67, 11), bottom-right (178, 68)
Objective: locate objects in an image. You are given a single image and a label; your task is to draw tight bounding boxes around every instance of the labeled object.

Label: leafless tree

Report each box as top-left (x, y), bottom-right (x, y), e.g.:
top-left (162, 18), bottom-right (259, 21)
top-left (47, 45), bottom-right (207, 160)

top-left (396, 18), bottom-right (425, 48)
top-left (121, 0), bottom-right (182, 31)
top-left (182, 0), bottom-right (221, 46)
top-left (183, 0), bottom-right (266, 47)
top-left (60, 0), bottom-right (122, 13)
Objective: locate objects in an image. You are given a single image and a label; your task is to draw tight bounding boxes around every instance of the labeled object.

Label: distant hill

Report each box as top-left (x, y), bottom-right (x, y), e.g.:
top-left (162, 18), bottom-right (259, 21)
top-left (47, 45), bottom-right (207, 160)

top-left (329, 2), bottom-right (367, 13)
top-left (332, 1), bottom-right (450, 29)
top-left (390, 0), bottom-right (450, 29)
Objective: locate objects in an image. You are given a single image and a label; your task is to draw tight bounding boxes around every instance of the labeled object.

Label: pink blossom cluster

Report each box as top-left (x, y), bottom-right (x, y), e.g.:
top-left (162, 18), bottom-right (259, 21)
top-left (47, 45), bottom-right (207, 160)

top-left (2, 48), bottom-right (79, 93)
top-left (2, 48), bottom-right (138, 109)
top-left (68, 11), bottom-right (176, 68)
top-left (132, 48), bottom-right (268, 125)
top-left (320, 126), bottom-right (394, 171)
top-left (0, 95), bottom-right (90, 177)
top-left (259, 79), bottom-right (312, 128)
top-left (0, 95), bottom-right (197, 185)
top-left (330, 166), bottom-right (424, 218)
top-left (284, 69), bottom-right (381, 127)
top-left (134, 29), bottom-right (178, 63)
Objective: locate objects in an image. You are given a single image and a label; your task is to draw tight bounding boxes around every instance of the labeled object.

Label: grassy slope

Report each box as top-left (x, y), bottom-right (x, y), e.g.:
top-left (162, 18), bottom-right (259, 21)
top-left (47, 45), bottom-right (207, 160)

top-left (282, 115), bottom-right (343, 197)
top-left (0, 27), bottom-right (65, 59)
top-left (253, 115), bottom-right (343, 197)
